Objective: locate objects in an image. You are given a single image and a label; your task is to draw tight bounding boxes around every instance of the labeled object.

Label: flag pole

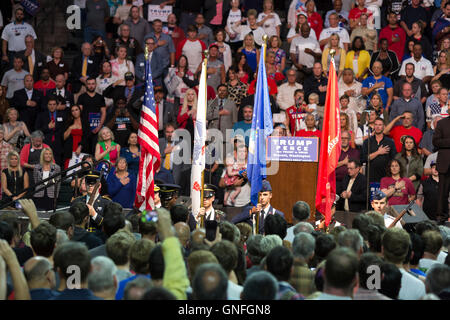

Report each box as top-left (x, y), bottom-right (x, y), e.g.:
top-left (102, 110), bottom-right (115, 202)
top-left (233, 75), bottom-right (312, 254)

top-left (200, 50), bottom-right (209, 229)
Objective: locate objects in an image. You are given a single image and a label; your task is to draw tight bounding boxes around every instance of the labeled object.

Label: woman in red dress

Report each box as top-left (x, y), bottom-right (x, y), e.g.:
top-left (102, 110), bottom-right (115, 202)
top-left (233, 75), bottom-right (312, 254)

top-left (63, 105), bottom-right (89, 169)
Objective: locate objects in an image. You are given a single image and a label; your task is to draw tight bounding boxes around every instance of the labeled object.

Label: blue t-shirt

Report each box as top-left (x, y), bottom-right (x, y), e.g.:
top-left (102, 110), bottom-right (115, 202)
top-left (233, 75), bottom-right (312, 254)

top-left (232, 121), bottom-right (252, 146)
top-left (362, 76), bottom-right (393, 109)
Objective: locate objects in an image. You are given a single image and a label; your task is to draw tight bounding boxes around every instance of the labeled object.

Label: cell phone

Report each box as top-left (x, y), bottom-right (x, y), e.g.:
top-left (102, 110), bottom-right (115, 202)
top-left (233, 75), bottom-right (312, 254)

top-left (205, 220), bottom-right (218, 242)
top-left (15, 201), bottom-right (22, 209)
top-left (141, 210), bottom-right (158, 223)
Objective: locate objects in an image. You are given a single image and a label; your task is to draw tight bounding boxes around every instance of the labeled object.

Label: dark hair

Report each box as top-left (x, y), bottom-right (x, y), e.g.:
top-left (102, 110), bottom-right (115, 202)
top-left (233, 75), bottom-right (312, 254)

top-left (400, 135), bottom-right (420, 159)
top-left (242, 271), bottom-right (278, 300)
top-left (138, 218), bottom-right (157, 237)
top-left (352, 214), bottom-right (374, 241)
top-left (266, 246), bottom-right (293, 281)
top-left (264, 214), bottom-right (287, 239)
top-left (187, 24), bottom-right (198, 33)
top-left (170, 204), bottom-right (189, 224)
top-left (30, 222), bottom-right (57, 257)
top-left (379, 262), bottom-right (402, 299)
top-left (415, 221), bottom-right (440, 236)
top-left (148, 245), bottom-right (164, 280)
top-left (367, 224), bottom-right (386, 253)
top-left (231, 52), bottom-right (253, 80)
top-left (53, 241), bottom-right (91, 281)
top-left (142, 287), bottom-right (176, 300)
top-left (102, 212), bottom-right (125, 238)
top-left (216, 83), bottom-right (227, 92)
top-left (69, 202), bottom-right (89, 225)
top-left (348, 159), bottom-right (361, 168)
top-left (409, 232), bottom-right (424, 265)
top-left (176, 54), bottom-right (190, 73)
top-left (324, 247), bottom-right (358, 289)
top-left (192, 263), bottom-right (228, 300)
top-left (340, 94), bottom-right (350, 101)
top-left (358, 253), bottom-right (384, 289)
top-left (0, 221), bottom-right (14, 244)
top-left (314, 234), bottom-right (337, 264)
top-left (13, 54), bottom-right (24, 63)
top-left (292, 201), bottom-right (310, 222)
top-left (218, 221), bottom-right (238, 243)
top-left (210, 240), bottom-right (238, 274)
top-left (64, 104), bottom-right (82, 129)
top-left (86, 77), bottom-right (96, 83)
top-left (386, 159), bottom-right (404, 177)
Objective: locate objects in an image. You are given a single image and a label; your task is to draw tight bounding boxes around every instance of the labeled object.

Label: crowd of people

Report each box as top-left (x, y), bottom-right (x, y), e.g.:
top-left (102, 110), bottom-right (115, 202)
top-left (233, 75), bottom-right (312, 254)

top-left (0, 0), bottom-right (449, 301)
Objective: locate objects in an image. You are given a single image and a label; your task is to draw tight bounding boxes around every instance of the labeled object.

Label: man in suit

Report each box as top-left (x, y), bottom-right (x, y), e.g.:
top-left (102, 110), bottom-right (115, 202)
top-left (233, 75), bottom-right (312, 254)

top-left (11, 74), bottom-right (43, 132)
top-left (103, 72), bottom-right (144, 121)
top-left (35, 96), bottom-right (66, 166)
top-left (19, 35), bottom-right (47, 82)
top-left (46, 74), bottom-right (75, 115)
top-left (207, 84), bottom-right (238, 139)
top-left (189, 184), bottom-right (226, 230)
top-left (432, 106), bottom-right (450, 224)
top-left (135, 36), bottom-right (165, 87)
top-left (231, 180), bottom-right (285, 234)
top-left (70, 43), bottom-right (100, 96)
top-left (336, 159), bottom-right (367, 212)
top-left (154, 87), bottom-right (176, 138)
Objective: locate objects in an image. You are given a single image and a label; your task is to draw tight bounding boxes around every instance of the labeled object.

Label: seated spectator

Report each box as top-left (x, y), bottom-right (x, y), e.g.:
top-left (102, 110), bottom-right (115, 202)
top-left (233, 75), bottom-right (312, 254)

top-left (1, 151), bottom-right (29, 205)
top-left (95, 126), bottom-right (121, 167)
top-left (370, 38), bottom-right (400, 78)
top-left (380, 159), bottom-right (416, 206)
top-left (33, 68), bottom-right (56, 97)
top-left (322, 33), bottom-right (346, 78)
top-left (399, 43), bottom-right (434, 85)
top-left (96, 61), bottom-right (118, 110)
top-left (32, 148), bottom-right (61, 211)
top-left (336, 159), bottom-right (367, 212)
top-left (344, 36), bottom-right (371, 81)
top-left (52, 241), bottom-right (101, 300)
top-left (314, 247), bottom-right (358, 300)
top-left (46, 47), bottom-right (69, 81)
top-left (106, 157), bottom-right (137, 209)
top-left (432, 50), bottom-right (450, 90)
top-left (120, 132), bottom-right (140, 178)
top-left (394, 136), bottom-right (424, 190)
top-left (112, 24), bottom-right (142, 63)
top-left (418, 231), bottom-right (444, 273)
top-left (384, 111), bottom-right (423, 152)
top-left (417, 162), bottom-right (440, 220)
top-left (63, 105), bottom-right (90, 169)
top-left (3, 107), bottom-right (31, 150)
top-left (110, 45), bottom-right (135, 81)
top-left (135, 36), bottom-right (164, 86)
top-left (382, 228), bottom-right (426, 300)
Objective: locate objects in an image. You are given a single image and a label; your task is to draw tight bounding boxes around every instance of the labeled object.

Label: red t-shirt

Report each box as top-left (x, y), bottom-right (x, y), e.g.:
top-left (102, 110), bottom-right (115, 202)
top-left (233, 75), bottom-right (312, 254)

top-left (296, 128), bottom-right (321, 138)
top-left (389, 125), bottom-right (423, 152)
top-left (380, 177), bottom-right (415, 205)
top-left (285, 105), bottom-right (308, 136)
top-left (34, 80), bottom-right (56, 96)
top-left (308, 12), bottom-right (323, 39)
top-left (379, 26), bottom-right (406, 63)
top-left (247, 78), bottom-right (278, 96)
top-left (349, 7), bottom-right (372, 21)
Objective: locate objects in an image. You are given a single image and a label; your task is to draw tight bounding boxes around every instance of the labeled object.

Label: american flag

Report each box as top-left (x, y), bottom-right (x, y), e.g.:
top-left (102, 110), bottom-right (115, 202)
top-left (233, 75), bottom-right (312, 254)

top-left (134, 53), bottom-right (161, 210)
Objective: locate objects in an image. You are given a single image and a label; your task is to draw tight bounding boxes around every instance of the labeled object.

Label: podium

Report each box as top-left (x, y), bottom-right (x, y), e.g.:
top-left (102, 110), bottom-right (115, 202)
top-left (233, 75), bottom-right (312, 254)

top-left (265, 137), bottom-right (319, 224)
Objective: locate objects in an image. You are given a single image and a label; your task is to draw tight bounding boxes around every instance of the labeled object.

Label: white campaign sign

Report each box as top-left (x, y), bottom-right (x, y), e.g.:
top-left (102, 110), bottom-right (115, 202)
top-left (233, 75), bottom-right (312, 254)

top-left (147, 5), bottom-right (172, 22)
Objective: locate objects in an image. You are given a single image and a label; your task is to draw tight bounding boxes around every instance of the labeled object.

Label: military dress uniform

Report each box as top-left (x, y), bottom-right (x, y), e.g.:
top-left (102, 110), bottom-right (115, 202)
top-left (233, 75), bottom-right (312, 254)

top-left (189, 184), bottom-right (226, 230)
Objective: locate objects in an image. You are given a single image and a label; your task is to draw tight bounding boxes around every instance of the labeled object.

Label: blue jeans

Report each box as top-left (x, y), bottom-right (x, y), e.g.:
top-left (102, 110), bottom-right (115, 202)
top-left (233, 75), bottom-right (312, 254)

top-left (84, 27), bottom-right (106, 43)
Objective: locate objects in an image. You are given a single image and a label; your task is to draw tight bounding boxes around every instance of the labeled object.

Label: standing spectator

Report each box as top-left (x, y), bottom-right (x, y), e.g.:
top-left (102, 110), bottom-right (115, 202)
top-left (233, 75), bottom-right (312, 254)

top-left (432, 50), bottom-right (450, 90)
top-left (195, 14), bottom-right (214, 48)
top-left (198, 45), bottom-right (225, 92)
top-left (287, 13), bottom-right (316, 44)
top-left (338, 68), bottom-right (363, 114)
top-left (380, 159), bottom-right (416, 205)
top-left (113, 1), bottom-right (135, 26)
top-left (206, 84), bottom-right (237, 138)
top-left (319, 13), bottom-right (350, 52)
top-left (106, 157), bottom-right (136, 209)
top-left (420, 115), bottom-right (441, 159)
top-left (33, 68), bottom-right (56, 97)
top-left (265, 51), bottom-right (284, 85)
top-left (322, 33), bottom-right (346, 79)
top-left (10, 74), bottom-right (43, 133)
top-left (238, 34), bottom-right (260, 73)
top-left (3, 107), bottom-right (30, 150)
top-left (231, 52), bottom-right (254, 85)
top-left (163, 13), bottom-right (186, 52)
top-left (256, 0), bottom-right (282, 38)
top-left (370, 38), bottom-right (400, 78)
top-left (153, 87), bottom-right (177, 137)
top-left (324, 0), bottom-right (349, 30)
top-left (349, 0), bottom-right (372, 30)
top-left (178, 0), bottom-right (205, 33)
top-left (19, 35), bottom-right (46, 82)
top-left (105, 97), bottom-right (139, 147)
top-left (120, 132), bottom-right (140, 178)
top-left (384, 111), bottom-right (423, 152)
top-left (1, 55), bottom-right (28, 100)
top-left (77, 78), bottom-right (106, 154)
top-left (91, 35), bottom-right (111, 62)
top-left (135, 36), bottom-right (164, 86)
top-left (344, 36), bottom-right (371, 81)
top-left (285, 89), bottom-right (309, 136)
top-left (340, 113), bottom-right (356, 148)
top-left (340, 95), bottom-right (358, 133)
top-left (95, 61), bottom-right (117, 110)
top-left (1, 150), bottom-right (29, 204)
top-left (124, 5), bottom-right (150, 48)
top-left (84, 0), bottom-right (110, 43)
top-left (350, 13), bottom-right (378, 53)
top-left (394, 136), bottom-right (424, 190)
top-left (427, 88), bottom-right (448, 121)
top-left (0, 86), bottom-right (9, 122)
top-left (213, 29), bottom-right (233, 72)
top-left (176, 25), bottom-right (207, 75)
top-left (276, 69), bottom-right (303, 112)
top-left (432, 1), bottom-right (450, 50)
top-left (304, 0), bottom-right (323, 40)
top-left (231, 9), bottom-right (266, 48)
top-left (393, 63), bottom-right (427, 104)
top-left (48, 75), bottom-right (75, 115)
top-left (425, 80), bottom-right (443, 118)
top-left (63, 105), bottom-right (90, 170)
top-left (406, 21), bottom-right (433, 61)
top-left (267, 35), bottom-right (285, 74)
top-left (146, 19), bottom-right (176, 71)
top-left (95, 126), bottom-right (121, 167)
top-left (204, 0), bottom-right (230, 31)
top-left (361, 61), bottom-right (393, 111)
top-left (337, 159), bottom-right (367, 212)
top-left (110, 45), bottom-right (135, 81)
top-left (164, 55), bottom-right (197, 106)
top-left (432, 105), bottom-right (450, 223)
top-left (19, 130), bottom-right (50, 180)
top-left (379, 11), bottom-right (406, 65)
top-left (112, 24), bottom-right (143, 63)
top-left (417, 162), bottom-right (441, 220)
top-left (1, 8), bottom-right (36, 65)
top-left (35, 97), bottom-right (66, 166)
top-left (32, 148), bottom-right (61, 212)
top-left (303, 62), bottom-right (328, 106)
top-left (70, 43), bottom-right (100, 97)
top-left (0, 125), bottom-right (13, 181)
top-left (399, 0), bottom-right (428, 38)
top-left (362, 117), bottom-right (397, 183)
top-left (226, 68), bottom-right (249, 110)
top-left (389, 83), bottom-right (425, 130)
top-left (399, 43), bottom-right (434, 84)
top-left (225, 0), bottom-right (243, 52)
top-left (336, 131), bottom-right (360, 184)
top-left (177, 88), bottom-right (197, 145)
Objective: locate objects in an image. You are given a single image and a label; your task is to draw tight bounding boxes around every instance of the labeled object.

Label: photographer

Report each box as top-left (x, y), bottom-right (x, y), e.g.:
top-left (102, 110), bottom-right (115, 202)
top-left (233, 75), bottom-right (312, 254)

top-left (105, 96), bottom-right (139, 148)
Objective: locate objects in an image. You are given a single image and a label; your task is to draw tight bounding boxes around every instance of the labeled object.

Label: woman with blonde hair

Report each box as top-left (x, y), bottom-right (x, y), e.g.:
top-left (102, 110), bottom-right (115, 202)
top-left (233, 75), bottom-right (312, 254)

top-left (33, 147), bottom-right (60, 211)
top-left (110, 45), bottom-right (135, 80)
top-left (268, 35), bottom-right (286, 73)
top-left (238, 33), bottom-right (260, 73)
top-left (46, 47), bottom-right (69, 81)
top-left (95, 126), bottom-right (121, 166)
top-left (3, 108), bottom-right (31, 150)
top-left (432, 50), bottom-right (450, 89)
top-left (340, 112), bottom-right (356, 148)
top-left (1, 151), bottom-right (29, 205)
top-left (322, 33), bottom-right (346, 78)
top-left (177, 89), bottom-right (198, 148)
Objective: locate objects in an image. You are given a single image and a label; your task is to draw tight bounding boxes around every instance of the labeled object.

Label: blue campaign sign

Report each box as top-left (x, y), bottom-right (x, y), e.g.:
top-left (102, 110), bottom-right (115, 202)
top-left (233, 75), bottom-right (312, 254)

top-left (20, 0), bottom-right (40, 16)
top-left (266, 137), bottom-right (319, 162)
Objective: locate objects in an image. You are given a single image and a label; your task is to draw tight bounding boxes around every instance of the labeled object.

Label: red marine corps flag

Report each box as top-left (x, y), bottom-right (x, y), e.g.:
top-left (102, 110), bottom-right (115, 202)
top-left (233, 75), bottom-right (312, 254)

top-left (315, 51), bottom-right (341, 227)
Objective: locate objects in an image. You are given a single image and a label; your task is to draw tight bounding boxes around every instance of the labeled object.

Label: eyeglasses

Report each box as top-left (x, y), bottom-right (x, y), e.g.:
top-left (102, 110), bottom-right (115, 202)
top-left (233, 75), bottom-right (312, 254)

top-left (146, 42), bottom-right (155, 45)
top-left (341, 137), bottom-right (350, 140)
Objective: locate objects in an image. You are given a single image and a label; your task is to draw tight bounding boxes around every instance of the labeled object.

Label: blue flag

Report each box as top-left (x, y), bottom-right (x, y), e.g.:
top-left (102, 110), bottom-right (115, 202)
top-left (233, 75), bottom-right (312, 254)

top-left (247, 43), bottom-right (273, 206)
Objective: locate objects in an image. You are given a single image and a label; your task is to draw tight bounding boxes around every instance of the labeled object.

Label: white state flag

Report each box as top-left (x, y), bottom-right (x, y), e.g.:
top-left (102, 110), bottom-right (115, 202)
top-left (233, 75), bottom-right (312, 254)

top-left (191, 58), bottom-right (208, 221)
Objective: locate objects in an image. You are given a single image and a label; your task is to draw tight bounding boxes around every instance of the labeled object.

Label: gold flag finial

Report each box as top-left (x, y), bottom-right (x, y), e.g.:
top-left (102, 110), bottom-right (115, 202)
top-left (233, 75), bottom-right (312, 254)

top-left (329, 49), bottom-right (336, 58)
top-left (262, 34), bottom-right (268, 43)
top-left (145, 45), bottom-right (149, 60)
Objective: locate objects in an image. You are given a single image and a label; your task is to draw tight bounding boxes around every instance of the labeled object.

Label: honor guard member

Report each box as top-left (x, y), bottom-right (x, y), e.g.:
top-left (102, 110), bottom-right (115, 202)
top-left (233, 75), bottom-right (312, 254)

top-left (154, 184), bottom-right (161, 209)
top-left (371, 190), bottom-right (403, 228)
top-left (231, 180), bottom-right (285, 234)
top-left (72, 170), bottom-right (112, 233)
top-left (190, 184), bottom-right (225, 229)
top-left (159, 183), bottom-right (181, 209)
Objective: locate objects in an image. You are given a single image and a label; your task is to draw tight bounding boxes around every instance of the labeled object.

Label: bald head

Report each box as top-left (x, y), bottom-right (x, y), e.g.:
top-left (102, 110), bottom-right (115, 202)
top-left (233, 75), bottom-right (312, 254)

top-left (55, 74), bottom-right (66, 89)
top-left (174, 222), bottom-right (190, 247)
top-left (192, 263), bottom-right (228, 300)
top-left (23, 256), bottom-right (55, 289)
